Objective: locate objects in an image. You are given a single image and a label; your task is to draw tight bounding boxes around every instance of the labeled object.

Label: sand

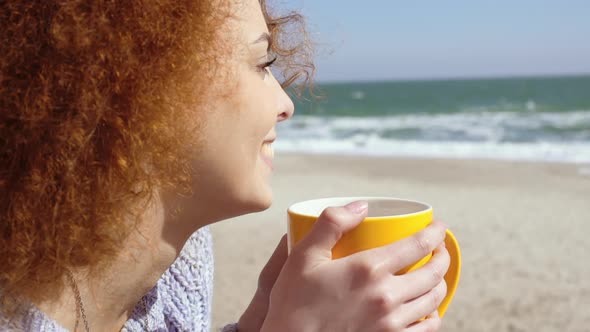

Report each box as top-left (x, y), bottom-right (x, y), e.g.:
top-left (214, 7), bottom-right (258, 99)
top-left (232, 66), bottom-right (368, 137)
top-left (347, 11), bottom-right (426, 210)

top-left (210, 153), bottom-right (590, 332)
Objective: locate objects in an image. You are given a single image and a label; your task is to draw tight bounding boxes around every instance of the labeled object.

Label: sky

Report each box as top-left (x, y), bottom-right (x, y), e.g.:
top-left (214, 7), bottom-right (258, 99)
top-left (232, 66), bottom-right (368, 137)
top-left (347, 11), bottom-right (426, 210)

top-left (279, 0), bottom-right (590, 82)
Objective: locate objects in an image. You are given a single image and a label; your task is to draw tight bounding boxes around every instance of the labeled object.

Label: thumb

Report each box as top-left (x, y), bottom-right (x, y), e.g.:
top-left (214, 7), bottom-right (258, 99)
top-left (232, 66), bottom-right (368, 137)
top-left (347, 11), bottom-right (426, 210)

top-left (295, 200), bottom-right (368, 259)
top-left (257, 234), bottom-right (288, 295)
top-left (237, 235), bottom-right (288, 332)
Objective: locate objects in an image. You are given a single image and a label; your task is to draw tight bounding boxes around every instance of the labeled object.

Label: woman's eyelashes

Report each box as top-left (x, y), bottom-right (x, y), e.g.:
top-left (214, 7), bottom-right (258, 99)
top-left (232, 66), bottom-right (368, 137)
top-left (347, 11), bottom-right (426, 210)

top-left (256, 55), bottom-right (277, 76)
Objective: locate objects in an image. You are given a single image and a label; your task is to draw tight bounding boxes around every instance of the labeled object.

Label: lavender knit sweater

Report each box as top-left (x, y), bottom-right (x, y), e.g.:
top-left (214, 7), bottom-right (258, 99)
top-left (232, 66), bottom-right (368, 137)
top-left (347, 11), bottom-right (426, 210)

top-left (0, 227), bottom-right (239, 332)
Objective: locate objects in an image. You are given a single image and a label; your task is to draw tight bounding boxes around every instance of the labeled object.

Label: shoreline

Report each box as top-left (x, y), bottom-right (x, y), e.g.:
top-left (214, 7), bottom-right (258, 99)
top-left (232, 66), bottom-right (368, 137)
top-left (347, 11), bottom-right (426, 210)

top-left (278, 150), bottom-right (590, 166)
top-left (272, 145), bottom-right (590, 165)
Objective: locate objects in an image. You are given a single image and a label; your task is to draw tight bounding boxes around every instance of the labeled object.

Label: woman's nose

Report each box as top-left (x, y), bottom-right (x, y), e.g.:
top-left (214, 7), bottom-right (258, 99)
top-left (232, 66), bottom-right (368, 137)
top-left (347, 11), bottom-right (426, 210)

top-left (276, 85), bottom-right (295, 122)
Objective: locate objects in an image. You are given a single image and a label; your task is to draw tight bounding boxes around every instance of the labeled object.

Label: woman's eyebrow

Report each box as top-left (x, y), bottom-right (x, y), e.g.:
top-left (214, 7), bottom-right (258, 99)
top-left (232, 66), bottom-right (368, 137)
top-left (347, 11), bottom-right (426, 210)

top-left (251, 32), bottom-right (271, 51)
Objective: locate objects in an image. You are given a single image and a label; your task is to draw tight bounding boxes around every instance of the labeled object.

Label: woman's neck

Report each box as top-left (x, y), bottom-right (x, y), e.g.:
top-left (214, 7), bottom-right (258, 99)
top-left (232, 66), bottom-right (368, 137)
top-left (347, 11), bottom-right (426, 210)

top-left (36, 191), bottom-right (210, 331)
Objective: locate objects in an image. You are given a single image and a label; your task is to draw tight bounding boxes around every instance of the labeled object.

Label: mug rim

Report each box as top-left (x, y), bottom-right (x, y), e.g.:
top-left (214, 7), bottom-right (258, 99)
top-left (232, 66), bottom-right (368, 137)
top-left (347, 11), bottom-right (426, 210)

top-left (288, 196), bottom-right (432, 220)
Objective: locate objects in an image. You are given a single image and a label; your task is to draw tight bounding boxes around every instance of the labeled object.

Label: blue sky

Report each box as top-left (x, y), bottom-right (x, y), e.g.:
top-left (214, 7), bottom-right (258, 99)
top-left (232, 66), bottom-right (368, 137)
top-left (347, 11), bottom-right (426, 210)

top-left (281, 0), bottom-right (590, 82)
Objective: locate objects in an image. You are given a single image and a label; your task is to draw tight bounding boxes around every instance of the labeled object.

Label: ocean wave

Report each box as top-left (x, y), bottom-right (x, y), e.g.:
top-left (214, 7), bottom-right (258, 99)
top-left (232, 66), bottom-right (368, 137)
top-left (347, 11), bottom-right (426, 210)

top-left (278, 111), bottom-right (590, 142)
top-left (275, 111), bottom-right (590, 163)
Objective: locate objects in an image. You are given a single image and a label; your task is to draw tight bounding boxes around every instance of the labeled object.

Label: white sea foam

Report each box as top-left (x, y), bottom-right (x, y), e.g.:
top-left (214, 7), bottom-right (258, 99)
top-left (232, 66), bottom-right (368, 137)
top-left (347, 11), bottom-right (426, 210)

top-left (276, 111), bottom-right (590, 163)
top-left (274, 139), bottom-right (590, 163)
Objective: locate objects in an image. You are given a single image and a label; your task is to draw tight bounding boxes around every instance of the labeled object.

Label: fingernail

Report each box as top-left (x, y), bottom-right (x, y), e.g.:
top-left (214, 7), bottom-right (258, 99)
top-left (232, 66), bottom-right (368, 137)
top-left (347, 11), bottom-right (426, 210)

top-left (344, 201), bottom-right (368, 215)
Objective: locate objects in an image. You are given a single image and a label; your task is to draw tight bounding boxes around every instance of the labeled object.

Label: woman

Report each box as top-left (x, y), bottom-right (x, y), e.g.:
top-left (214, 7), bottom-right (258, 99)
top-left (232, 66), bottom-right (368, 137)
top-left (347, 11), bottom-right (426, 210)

top-left (0, 0), bottom-right (449, 331)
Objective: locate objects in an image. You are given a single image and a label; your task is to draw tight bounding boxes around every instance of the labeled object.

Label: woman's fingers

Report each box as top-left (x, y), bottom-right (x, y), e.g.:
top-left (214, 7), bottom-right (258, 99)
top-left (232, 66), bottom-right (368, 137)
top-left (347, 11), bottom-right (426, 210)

top-left (293, 201), bottom-right (368, 261)
top-left (375, 295), bottom-right (444, 332)
top-left (404, 310), bottom-right (442, 332)
top-left (369, 241), bottom-right (448, 331)
top-left (346, 221), bottom-right (447, 275)
top-left (397, 279), bottom-right (447, 328)
top-left (394, 244), bottom-right (450, 301)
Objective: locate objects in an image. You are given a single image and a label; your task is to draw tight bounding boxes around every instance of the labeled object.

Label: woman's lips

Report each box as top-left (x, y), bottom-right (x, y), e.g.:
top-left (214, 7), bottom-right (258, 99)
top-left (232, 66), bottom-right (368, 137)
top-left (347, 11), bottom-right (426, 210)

top-left (260, 142), bottom-right (274, 169)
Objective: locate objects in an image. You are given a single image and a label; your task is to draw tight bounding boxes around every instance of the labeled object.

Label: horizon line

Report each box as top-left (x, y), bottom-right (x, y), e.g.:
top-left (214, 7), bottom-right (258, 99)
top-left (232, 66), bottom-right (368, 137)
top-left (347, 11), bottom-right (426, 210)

top-left (314, 72), bottom-right (590, 85)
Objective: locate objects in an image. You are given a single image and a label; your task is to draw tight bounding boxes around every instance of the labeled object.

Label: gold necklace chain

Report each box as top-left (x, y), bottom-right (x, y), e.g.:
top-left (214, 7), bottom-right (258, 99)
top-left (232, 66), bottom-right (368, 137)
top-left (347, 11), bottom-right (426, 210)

top-left (65, 269), bottom-right (150, 331)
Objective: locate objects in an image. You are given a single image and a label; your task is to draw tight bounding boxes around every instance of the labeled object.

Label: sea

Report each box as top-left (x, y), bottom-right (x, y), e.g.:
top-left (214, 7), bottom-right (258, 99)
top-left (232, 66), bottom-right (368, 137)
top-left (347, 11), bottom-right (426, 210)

top-left (276, 75), bottom-right (590, 164)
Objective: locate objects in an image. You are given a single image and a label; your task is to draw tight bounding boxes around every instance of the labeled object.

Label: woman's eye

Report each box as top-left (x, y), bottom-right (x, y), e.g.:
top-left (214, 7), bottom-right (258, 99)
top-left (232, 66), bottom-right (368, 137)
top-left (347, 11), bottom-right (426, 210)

top-left (256, 56), bottom-right (277, 76)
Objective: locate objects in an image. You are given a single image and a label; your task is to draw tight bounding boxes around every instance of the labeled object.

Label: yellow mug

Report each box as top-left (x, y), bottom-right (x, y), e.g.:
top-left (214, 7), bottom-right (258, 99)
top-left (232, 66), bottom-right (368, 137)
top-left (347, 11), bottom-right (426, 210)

top-left (287, 196), bottom-right (461, 318)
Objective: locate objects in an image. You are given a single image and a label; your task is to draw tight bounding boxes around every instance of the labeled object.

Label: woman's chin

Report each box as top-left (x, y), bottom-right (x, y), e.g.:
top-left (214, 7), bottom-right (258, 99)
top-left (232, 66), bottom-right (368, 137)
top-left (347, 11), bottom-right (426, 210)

top-left (241, 187), bottom-right (273, 214)
top-left (251, 192), bottom-right (273, 212)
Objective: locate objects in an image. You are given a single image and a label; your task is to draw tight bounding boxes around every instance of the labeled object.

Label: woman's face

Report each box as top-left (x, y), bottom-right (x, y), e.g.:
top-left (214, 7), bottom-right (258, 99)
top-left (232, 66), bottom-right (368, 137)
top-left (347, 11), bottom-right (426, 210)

top-left (186, 0), bottom-right (294, 221)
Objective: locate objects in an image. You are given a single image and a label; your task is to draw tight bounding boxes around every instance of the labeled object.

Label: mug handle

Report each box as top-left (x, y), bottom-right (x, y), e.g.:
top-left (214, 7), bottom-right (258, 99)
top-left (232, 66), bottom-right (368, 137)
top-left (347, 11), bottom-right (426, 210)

top-left (438, 229), bottom-right (461, 318)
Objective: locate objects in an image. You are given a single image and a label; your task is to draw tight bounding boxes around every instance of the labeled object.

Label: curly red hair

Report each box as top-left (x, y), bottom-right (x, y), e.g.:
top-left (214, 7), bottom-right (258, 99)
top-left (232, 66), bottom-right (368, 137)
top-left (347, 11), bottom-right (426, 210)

top-left (0, 0), bottom-right (313, 314)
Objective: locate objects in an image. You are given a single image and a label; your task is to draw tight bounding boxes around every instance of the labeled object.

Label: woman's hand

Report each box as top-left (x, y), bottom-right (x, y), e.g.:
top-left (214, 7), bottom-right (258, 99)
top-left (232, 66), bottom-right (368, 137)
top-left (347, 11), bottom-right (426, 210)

top-left (237, 235), bottom-right (289, 332)
top-left (260, 201), bottom-right (450, 332)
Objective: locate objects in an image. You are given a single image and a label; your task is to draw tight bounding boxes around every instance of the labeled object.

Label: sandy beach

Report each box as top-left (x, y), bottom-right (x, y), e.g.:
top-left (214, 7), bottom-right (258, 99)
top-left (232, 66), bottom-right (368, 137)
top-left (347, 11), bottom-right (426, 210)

top-left (210, 153), bottom-right (590, 332)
